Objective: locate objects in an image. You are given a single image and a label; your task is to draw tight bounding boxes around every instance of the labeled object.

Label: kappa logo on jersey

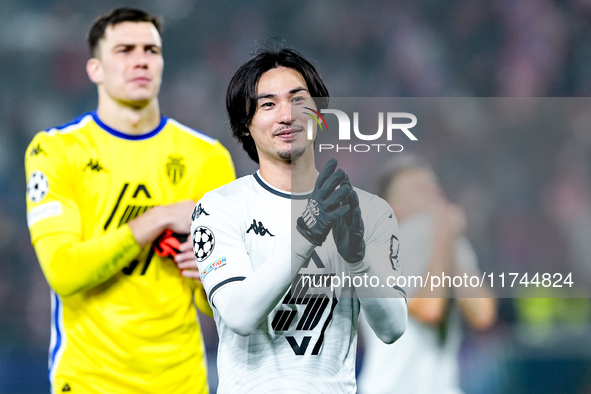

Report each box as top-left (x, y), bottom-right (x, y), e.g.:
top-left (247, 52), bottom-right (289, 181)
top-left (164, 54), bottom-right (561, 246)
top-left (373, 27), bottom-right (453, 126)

top-left (166, 154), bottom-right (186, 185)
top-left (29, 143), bottom-right (46, 157)
top-left (302, 199), bottom-right (320, 228)
top-left (27, 170), bottom-right (49, 203)
top-left (201, 256), bottom-right (227, 279)
top-left (84, 158), bottom-right (107, 172)
top-left (192, 203), bottom-right (209, 221)
top-left (193, 226), bottom-right (215, 262)
top-left (246, 219), bottom-right (274, 237)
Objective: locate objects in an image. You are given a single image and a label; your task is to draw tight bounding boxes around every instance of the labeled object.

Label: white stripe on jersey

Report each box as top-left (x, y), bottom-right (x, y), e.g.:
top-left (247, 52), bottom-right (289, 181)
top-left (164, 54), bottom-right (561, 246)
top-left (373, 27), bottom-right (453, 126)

top-left (45, 113), bottom-right (93, 137)
top-left (167, 118), bottom-right (217, 145)
top-left (49, 291), bottom-right (66, 390)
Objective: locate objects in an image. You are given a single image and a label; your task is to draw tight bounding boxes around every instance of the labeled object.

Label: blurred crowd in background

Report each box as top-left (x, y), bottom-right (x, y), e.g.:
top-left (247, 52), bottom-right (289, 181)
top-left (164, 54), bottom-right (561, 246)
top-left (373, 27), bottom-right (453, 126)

top-left (1, 0), bottom-right (591, 392)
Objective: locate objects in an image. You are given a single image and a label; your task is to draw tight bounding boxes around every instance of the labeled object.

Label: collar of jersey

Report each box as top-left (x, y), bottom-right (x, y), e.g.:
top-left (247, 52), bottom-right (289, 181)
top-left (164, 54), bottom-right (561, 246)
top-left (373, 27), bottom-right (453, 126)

top-left (253, 171), bottom-right (310, 200)
top-left (91, 111), bottom-right (168, 140)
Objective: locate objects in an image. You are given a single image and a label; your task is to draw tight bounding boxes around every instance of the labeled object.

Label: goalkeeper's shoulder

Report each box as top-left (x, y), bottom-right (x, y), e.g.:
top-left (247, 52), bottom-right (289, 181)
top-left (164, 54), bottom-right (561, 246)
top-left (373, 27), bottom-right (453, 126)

top-left (165, 118), bottom-right (232, 155)
top-left (165, 118), bottom-right (236, 181)
top-left (25, 114), bottom-right (97, 172)
top-left (25, 113), bottom-right (95, 157)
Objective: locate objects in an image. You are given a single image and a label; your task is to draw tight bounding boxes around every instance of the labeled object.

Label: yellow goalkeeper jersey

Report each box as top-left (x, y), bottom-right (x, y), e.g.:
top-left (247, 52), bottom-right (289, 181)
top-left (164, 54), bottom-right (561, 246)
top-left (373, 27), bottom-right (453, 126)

top-left (24, 111), bottom-right (235, 394)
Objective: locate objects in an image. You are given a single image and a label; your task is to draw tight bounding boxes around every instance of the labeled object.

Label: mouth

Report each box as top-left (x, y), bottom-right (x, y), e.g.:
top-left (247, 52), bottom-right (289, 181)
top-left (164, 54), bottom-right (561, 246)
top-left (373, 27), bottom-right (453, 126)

top-left (274, 127), bottom-right (303, 141)
top-left (130, 77), bottom-right (151, 84)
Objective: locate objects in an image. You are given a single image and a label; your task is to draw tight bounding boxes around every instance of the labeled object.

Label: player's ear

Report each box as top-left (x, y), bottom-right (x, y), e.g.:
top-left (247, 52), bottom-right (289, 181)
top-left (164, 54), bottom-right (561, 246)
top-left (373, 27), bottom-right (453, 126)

top-left (87, 58), bottom-right (103, 84)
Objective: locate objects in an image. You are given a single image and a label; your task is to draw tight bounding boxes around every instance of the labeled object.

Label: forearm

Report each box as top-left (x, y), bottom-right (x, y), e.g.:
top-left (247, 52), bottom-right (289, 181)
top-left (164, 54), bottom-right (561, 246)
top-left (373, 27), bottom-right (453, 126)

top-left (128, 204), bottom-right (188, 247)
top-left (413, 231), bottom-right (454, 299)
top-left (213, 260), bottom-right (292, 336)
top-left (407, 231), bottom-right (456, 323)
top-left (359, 297), bottom-right (407, 344)
top-left (347, 261), bottom-right (407, 344)
top-left (454, 274), bottom-right (497, 330)
top-left (451, 238), bottom-right (497, 330)
top-left (34, 225), bottom-right (141, 296)
top-left (212, 234), bottom-right (315, 336)
top-left (456, 297), bottom-right (497, 330)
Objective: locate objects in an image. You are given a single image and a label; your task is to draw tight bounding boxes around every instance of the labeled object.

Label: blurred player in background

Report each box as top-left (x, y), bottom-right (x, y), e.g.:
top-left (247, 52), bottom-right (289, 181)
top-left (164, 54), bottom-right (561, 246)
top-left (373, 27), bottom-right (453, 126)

top-left (190, 47), bottom-right (407, 393)
top-left (24, 7), bottom-right (234, 393)
top-left (358, 154), bottom-right (496, 394)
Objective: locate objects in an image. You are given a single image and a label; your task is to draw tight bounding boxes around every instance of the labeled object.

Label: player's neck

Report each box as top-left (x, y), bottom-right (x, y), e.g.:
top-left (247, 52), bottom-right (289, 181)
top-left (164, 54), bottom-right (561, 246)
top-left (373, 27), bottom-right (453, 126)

top-left (259, 154), bottom-right (316, 194)
top-left (96, 98), bottom-right (161, 135)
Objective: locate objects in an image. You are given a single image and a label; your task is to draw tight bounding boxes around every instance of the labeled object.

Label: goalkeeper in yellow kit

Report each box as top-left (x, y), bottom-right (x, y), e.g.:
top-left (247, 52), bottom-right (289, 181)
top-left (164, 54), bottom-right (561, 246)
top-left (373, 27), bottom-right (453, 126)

top-left (24, 7), bottom-right (235, 393)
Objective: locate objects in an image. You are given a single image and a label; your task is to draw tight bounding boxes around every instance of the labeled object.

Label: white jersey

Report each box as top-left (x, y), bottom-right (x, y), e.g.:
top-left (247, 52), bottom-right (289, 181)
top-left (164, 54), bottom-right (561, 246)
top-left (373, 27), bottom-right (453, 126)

top-left (191, 171), bottom-right (404, 394)
top-left (358, 213), bottom-right (480, 394)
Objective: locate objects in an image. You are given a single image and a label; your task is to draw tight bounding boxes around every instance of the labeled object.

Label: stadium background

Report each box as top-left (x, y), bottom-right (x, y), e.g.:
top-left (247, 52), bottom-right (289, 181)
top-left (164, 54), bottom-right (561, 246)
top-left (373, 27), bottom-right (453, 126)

top-left (1, 0), bottom-right (591, 392)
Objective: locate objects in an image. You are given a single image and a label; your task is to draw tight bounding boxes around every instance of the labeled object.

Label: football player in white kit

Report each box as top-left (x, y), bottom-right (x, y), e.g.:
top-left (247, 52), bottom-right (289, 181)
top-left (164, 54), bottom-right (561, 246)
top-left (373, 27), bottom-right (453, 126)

top-left (358, 155), bottom-right (496, 394)
top-left (190, 47), bottom-right (407, 393)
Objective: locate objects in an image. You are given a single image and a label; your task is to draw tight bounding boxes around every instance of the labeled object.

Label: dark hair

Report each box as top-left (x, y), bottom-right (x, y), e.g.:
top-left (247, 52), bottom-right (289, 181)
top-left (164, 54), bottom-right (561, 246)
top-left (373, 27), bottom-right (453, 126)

top-left (374, 154), bottom-right (432, 199)
top-left (226, 46), bottom-right (329, 163)
top-left (87, 7), bottom-right (162, 57)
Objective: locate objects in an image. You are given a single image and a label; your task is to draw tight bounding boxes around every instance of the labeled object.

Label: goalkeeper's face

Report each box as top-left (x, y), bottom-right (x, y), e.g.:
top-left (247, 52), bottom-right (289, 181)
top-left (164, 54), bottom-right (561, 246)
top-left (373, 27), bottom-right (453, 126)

top-left (248, 66), bottom-right (318, 165)
top-left (87, 21), bottom-right (164, 108)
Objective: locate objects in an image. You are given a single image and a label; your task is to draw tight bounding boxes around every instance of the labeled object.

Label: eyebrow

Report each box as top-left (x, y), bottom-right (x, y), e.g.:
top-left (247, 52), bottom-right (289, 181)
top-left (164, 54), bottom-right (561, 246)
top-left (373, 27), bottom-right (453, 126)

top-left (112, 43), bottom-right (161, 49)
top-left (256, 86), bottom-right (308, 100)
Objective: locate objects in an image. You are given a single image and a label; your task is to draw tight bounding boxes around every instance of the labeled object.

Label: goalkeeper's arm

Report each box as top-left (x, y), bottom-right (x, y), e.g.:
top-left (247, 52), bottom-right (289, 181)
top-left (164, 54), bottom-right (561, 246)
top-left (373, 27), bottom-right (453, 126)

top-left (34, 200), bottom-right (195, 296)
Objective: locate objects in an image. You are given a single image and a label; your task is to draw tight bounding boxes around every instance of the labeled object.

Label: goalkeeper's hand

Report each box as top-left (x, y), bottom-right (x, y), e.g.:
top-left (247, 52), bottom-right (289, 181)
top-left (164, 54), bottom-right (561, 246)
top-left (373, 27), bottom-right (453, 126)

top-left (332, 176), bottom-right (365, 263)
top-left (297, 158), bottom-right (351, 246)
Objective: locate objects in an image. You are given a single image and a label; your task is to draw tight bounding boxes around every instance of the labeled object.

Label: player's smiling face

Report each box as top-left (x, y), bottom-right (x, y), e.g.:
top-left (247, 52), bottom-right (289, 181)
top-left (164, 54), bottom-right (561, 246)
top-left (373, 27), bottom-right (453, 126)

top-left (88, 21), bottom-right (163, 108)
top-left (248, 67), bottom-right (317, 164)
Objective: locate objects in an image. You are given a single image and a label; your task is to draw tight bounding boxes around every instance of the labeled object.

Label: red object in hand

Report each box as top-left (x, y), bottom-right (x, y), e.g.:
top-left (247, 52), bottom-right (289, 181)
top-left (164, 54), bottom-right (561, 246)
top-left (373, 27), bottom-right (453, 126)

top-left (153, 230), bottom-right (186, 258)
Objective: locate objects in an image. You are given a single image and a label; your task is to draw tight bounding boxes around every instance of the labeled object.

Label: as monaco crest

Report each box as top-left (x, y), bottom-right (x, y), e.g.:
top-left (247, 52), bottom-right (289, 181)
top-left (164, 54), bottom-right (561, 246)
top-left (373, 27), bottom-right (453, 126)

top-left (166, 154), bottom-right (186, 185)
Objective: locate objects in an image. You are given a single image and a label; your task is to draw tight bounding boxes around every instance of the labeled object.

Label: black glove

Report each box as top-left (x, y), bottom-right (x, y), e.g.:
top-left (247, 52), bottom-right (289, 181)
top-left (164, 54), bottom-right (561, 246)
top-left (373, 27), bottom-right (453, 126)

top-left (297, 158), bottom-right (351, 246)
top-left (332, 176), bottom-right (365, 263)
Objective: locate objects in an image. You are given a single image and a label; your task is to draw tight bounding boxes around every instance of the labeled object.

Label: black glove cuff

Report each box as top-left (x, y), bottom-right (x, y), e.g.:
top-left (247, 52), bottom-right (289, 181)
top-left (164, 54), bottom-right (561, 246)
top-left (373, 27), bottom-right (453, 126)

top-left (296, 217), bottom-right (324, 246)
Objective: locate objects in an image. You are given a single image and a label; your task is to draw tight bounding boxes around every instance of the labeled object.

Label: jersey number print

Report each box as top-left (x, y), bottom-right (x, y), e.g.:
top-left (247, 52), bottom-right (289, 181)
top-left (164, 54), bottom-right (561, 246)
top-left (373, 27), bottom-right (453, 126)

top-left (271, 251), bottom-right (338, 355)
top-left (104, 182), bottom-right (156, 276)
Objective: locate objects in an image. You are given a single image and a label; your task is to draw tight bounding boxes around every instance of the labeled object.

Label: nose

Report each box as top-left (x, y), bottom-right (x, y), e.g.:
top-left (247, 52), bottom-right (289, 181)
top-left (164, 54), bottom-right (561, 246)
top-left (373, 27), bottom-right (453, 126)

top-left (278, 102), bottom-right (293, 124)
top-left (134, 49), bottom-right (149, 68)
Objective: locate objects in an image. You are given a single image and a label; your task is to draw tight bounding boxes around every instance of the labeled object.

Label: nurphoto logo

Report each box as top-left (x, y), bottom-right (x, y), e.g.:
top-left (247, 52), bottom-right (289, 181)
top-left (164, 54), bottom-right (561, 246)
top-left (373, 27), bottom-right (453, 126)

top-left (304, 107), bottom-right (418, 153)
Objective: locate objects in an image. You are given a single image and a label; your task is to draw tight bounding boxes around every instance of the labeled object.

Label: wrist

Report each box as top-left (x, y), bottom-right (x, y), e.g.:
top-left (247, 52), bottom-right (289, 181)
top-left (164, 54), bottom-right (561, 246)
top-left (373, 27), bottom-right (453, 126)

top-left (128, 206), bottom-right (169, 247)
top-left (347, 259), bottom-right (371, 276)
top-left (291, 230), bottom-right (316, 259)
top-left (151, 205), bottom-right (173, 230)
